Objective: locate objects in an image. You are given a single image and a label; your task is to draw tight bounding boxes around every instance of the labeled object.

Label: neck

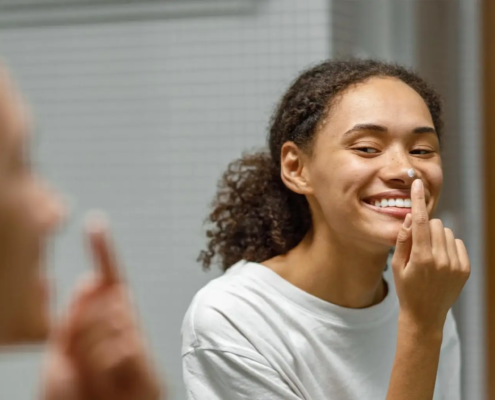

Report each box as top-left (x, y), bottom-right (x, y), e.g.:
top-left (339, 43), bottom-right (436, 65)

top-left (264, 225), bottom-right (391, 309)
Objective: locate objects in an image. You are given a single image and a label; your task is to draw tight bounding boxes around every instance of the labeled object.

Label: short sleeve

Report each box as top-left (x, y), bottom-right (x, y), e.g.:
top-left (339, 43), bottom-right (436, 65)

top-left (183, 348), bottom-right (303, 400)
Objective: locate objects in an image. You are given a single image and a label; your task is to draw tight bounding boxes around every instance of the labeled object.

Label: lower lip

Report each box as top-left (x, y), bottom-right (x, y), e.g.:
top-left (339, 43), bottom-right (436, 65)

top-left (362, 201), bottom-right (411, 218)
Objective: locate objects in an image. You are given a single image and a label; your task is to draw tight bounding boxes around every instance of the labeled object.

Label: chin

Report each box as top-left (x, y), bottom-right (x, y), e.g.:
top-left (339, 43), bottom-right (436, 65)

top-left (367, 224), bottom-right (402, 248)
top-left (18, 273), bottom-right (53, 345)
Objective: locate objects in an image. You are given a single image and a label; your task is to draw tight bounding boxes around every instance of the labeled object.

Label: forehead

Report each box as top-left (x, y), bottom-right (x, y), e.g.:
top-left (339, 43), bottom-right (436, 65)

top-left (326, 77), bottom-right (434, 132)
top-left (0, 68), bottom-right (31, 154)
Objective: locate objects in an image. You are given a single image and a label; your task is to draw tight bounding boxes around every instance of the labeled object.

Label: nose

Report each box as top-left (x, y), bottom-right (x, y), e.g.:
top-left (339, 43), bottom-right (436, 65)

top-left (380, 152), bottom-right (419, 186)
top-left (38, 182), bottom-right (71, 234)
top-left (53, 194), bottom-right (72, 232)
top-left (47, 194), bottom-right (67, 234)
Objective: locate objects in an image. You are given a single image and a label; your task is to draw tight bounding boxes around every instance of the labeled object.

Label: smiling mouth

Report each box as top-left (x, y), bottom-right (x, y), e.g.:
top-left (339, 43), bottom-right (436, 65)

top-left (364, 197), bottom-right (412, 208)
top-left (362, 196), bottom-right (413, 219)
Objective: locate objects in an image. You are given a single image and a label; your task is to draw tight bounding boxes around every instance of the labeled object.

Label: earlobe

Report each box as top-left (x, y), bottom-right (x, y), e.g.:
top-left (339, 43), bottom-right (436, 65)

top-left (288, 174), bottom-right (313, 195)
top-left (298, 178), bottom-right (311, 191)
top-left (299, 171), bottom-right (316, 195)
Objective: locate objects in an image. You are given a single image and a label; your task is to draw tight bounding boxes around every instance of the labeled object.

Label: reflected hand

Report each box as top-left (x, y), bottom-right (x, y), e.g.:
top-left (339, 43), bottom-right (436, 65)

top-left (40, 215), bottom-right (164, 400)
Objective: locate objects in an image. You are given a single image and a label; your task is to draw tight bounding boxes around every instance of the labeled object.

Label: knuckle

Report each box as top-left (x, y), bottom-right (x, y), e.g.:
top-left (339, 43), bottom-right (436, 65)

top-left (450, 260), bottom-right (461, 272)
top-left (422, 256), bottom-right (435, 266)
top-left (107, 302), bottom-right (125, 317)
top-left (107, 318), bottom-right (125, 336)
top-left (107, 345), bottom-right (139, 371)
top-left (434, 255), bottom-right (450, 270)
top-left (415, 212), bottom-right (429, 225)
top-left (451, 260), bottom-right (462, 271)
top-left (454, 267), bottom-right (470, 283)
top-left (396, 231), bottom-right (410, 244)
top-left (462, 261), bottom-right (472, 275)
top-left (413, 252), bottom-right (434, 266)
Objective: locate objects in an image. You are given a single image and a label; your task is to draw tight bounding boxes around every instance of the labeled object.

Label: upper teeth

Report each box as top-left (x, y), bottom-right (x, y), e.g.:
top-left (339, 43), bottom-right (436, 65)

top-left (373, 198), bottom-right (411, 208)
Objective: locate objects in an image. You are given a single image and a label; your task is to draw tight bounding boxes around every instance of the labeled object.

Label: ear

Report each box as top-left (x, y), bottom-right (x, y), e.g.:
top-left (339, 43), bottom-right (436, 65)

top-left (280, 142), bottom-right (313, 195)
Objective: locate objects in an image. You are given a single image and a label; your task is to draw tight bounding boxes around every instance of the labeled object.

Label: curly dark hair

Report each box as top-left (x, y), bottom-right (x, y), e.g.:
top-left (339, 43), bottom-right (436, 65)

top-left (198, 58), bottom-right (444, 271)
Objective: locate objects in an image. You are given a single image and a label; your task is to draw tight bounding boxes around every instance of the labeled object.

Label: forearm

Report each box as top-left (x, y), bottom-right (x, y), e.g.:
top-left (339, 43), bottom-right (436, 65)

top-left (386, 315), bottom-right (444, 400)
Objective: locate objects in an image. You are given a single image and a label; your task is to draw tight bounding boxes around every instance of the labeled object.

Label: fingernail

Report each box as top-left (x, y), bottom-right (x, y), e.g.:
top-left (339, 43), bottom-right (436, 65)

top-left (403, 213), bottom-right (412, 229)
top-left (84, 210), bottom-right (109, 234)
top-left (412, 179), bottom-right (423, 191)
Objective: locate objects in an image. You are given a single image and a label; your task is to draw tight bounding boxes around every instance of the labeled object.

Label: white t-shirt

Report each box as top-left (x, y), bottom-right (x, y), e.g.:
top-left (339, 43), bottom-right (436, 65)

top-left (182, 260), bottom-right (460, 400)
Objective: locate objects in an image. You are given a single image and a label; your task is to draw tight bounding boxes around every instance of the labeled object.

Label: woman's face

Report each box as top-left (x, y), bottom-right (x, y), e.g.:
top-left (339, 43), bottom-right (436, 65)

top-left (0, 67), bottom-right (65, 344)
top-left (298, 77), bottom-right (443, 249)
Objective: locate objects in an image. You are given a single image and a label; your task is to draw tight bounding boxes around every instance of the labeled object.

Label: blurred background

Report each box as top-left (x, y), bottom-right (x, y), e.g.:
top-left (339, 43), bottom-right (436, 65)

top-left (0, 0), bottom-right (488, 399)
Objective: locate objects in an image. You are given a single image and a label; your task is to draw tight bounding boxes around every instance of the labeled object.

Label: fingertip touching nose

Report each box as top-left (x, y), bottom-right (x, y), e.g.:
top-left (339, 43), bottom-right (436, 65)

top-left (385, 165), bottom-right (419, 185)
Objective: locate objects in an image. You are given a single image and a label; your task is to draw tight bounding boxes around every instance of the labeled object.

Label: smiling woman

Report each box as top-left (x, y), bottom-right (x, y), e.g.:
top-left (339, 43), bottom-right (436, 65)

top-left (183, 59), bottom-right (470, 400)
top-left (196, 60), bottom-right (444, 270)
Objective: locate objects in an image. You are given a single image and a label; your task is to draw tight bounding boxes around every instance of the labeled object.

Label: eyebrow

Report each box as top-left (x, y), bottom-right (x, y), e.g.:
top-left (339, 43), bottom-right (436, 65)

top-left (343, 123), bottom-right (437, 137)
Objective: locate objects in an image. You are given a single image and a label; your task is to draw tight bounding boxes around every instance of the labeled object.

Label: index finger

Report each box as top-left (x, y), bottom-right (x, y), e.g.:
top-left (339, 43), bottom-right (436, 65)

top-left (411, 179), bottom-right (431, 251)
top-left (85, 211), bottom-right (123, 286)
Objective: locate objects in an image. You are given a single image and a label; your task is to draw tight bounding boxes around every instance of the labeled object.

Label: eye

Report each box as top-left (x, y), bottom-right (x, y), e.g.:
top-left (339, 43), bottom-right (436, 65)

top-left (354, 147), bottom-right (380, 154)
top-left (410, 149), bottom-right (434, 155)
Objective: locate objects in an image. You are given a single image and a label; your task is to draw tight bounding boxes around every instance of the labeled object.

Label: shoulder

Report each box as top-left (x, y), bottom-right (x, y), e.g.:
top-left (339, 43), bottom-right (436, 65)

top-left (181, 261), bottom-right (273, 357)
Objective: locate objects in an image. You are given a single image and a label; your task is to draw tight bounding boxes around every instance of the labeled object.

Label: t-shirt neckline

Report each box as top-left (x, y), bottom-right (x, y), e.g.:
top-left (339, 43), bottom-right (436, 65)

top-left (234, 260), bottom-right (399, 328)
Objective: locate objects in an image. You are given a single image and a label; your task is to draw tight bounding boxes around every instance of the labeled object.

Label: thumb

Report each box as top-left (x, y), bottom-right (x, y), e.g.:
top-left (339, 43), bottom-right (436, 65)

top-left (41, 327), bottom-right (83, 400)
top-left (392, 213), bottom-right (413, 270)
top-left (46, 316), bottom-right (71, 354)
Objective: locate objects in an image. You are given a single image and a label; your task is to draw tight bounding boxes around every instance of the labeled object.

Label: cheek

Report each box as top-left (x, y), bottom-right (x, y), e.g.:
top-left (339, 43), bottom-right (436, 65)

top-left (310, 157), bottom-right (374, 224)
top-left (313, 156), bottom-right (374, 199)
top-left (424, 163), bottom-right (443, 197)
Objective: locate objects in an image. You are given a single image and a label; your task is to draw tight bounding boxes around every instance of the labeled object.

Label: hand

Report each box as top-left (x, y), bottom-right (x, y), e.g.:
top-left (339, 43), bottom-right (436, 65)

top-left (391, 179), bottom-right (470, 333)
top-left (40, 214), bottom-right (164, 400)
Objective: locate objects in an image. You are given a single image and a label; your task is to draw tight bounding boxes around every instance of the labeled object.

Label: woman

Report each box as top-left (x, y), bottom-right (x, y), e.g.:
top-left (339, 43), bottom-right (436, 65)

top-left (0, 62), bottom-right (162, 400)
top-left (182, 59), bottom-right (470, 400)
